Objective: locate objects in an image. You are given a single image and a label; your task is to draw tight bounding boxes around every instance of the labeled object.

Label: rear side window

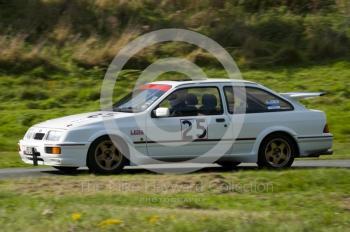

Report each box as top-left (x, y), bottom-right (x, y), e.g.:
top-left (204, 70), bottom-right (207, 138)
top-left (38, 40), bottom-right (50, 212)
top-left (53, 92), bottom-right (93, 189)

top-left (224, 86), bottom-right (293, 114)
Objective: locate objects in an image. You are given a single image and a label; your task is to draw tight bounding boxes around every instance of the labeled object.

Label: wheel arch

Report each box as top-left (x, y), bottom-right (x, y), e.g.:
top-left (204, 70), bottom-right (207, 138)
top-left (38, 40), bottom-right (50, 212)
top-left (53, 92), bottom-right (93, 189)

top-left (253, 128), bottom-right (300, 158)
top-left (86, 134), bottom-right (131, 167)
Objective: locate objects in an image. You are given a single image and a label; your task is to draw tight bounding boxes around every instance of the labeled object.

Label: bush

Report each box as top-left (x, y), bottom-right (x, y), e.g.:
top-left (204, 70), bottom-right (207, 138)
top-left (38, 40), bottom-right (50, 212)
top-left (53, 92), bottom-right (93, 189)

top-left (230, 0), bottom-right (336, 14)
top-left (56, 90), bottom-right (78, 104)
top-left (210, 20), bottom-right (249, 48)
top-left (187, 49), bottom-right (222, 68)
top-left (40, 99), bottom-right (62, 109)
top-left (252, 13), bottom-right (304, 44)
top-left (0, 0), bottom-right (349, 70)
top-left (20, 89), bottom-right (48, 100)
top-left (19, 114), bottom-right (38, 127)
top-left (0, 91), bottom-right (15, 101)
top-left (273, 47), bottom-right (304, 65)
top-left (78, 89), bottom-right (101, 101)
top-left (25, 102), bottom-right (41, 109)
top-left (304, 16), bottom-right (350, 59)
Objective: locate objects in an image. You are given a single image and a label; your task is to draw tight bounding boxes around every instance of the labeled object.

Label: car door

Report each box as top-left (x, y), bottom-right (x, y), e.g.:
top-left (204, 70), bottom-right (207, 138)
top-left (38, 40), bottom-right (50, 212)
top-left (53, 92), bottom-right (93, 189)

top-left (146, 86), bottom-right (231, 159)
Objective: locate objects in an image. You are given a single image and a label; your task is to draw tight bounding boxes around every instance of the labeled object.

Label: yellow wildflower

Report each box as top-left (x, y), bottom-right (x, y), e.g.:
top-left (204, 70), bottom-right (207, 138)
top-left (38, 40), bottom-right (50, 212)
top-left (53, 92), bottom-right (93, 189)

top-left (98, 218), bottom-right (124, 228)
top-left (148, 215), bottom-right (160, 224)
top-left (71, 212), bottom-right (82, 221)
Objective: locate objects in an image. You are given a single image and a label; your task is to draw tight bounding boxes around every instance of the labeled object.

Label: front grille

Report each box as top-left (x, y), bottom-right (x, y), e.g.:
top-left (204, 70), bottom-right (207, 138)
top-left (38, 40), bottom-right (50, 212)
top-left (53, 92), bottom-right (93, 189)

top-left (34, 133), bottom-right (45, 140)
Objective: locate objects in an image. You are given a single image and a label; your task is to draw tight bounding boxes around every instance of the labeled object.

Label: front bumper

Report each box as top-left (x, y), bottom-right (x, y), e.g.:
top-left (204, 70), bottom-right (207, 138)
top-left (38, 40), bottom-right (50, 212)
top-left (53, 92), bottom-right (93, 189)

top-left (19, 140), bottom-right (89, 167)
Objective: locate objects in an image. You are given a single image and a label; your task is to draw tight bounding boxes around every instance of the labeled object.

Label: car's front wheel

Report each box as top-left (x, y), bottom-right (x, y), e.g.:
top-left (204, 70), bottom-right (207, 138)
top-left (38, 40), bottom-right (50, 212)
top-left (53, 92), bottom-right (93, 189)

top-left (258, 133), bottom-right (295, 169)
top-left (87, 136), bottom-right (128, 174)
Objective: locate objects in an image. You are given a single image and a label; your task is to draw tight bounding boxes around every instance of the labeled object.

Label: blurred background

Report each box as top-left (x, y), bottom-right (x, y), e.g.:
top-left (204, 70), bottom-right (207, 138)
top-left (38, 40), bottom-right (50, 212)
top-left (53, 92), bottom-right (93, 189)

top-left (0, 0), bottom-right (349, 167)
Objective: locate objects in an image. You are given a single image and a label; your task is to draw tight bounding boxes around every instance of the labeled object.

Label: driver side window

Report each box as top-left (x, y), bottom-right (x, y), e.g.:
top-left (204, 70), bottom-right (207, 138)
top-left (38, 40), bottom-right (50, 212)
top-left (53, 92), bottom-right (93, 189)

top-left (158, 87), bottom-right (223, 117)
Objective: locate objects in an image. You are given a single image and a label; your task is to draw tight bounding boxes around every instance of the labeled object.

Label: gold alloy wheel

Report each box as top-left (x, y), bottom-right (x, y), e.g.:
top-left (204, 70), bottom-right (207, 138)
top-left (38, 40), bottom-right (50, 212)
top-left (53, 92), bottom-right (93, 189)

top-left (94, 140), bottom-right (122, 170)
top-left (264, 138), bottom-right (291, 168)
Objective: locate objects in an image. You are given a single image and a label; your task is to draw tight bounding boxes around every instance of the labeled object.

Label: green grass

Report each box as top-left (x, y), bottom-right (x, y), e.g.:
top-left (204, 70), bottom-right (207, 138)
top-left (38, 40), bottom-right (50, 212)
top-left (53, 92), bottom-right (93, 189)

top-left (0, 61), bottom-right (349, 168)
top-left (0, 3), bottom-right (348, 231)
top-left (0, 1), bottom-right (349, 168)
top-left (0, 168), bottom-right (349, 231)
top-left (0, 61), bottom-right (350, 167)
top-left (0, 152), bottom-right (30, 168)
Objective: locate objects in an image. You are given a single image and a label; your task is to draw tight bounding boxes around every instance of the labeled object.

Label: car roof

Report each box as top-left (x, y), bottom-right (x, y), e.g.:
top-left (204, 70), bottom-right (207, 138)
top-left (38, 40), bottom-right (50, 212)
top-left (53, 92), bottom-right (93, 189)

top-left (149, 79), bottom-right (258, 88)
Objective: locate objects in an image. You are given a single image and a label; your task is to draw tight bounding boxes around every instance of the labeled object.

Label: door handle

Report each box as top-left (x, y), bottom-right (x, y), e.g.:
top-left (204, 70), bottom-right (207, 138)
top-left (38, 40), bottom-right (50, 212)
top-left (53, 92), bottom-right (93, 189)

top-left (216, 118), bottom-right (225, 123)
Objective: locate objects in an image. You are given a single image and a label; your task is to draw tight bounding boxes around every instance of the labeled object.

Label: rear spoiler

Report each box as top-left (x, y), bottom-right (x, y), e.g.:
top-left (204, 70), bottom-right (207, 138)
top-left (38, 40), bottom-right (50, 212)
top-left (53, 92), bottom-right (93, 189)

top-left (280, 92), bottom-right (326, 100)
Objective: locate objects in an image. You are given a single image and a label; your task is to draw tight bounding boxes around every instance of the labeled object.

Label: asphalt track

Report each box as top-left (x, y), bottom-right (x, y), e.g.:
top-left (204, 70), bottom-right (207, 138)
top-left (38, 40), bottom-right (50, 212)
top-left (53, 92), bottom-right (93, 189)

top-left (0, 160), bottom-right (349, 179)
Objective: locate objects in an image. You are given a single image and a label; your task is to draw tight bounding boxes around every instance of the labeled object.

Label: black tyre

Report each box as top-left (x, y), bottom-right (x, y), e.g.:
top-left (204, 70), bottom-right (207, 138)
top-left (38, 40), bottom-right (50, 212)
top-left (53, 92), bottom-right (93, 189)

top-left (258, 133), bottom-right (296, 169)
top-left (53, 166), bottom-right (78, 173)
top-left (87, 136), bottom-right (128, 174)
top-left (216, 161), bottom-right (241, 170)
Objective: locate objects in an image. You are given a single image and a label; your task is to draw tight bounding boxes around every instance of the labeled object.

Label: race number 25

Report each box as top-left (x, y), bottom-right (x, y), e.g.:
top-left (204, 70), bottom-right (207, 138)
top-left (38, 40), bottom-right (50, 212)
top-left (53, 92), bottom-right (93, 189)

top-left (180, 119), bottom-right (208, 141)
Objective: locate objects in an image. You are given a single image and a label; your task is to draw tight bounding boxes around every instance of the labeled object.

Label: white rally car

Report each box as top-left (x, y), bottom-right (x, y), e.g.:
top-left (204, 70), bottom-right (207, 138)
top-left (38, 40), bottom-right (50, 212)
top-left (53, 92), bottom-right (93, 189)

top-left (19, 79), bottom-right (333, 173)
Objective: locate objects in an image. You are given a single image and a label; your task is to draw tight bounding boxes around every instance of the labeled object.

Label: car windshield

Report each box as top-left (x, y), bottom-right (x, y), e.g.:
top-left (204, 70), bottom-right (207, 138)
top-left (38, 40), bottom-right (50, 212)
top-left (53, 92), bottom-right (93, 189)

top-left (113, 84), bottom-right (172, 113)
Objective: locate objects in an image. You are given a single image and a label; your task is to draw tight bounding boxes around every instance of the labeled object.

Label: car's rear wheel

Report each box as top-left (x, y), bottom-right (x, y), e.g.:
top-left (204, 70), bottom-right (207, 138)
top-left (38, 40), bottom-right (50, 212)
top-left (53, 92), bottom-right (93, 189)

top-left (216, 161), bottom-right (241, 170)
top-left (258, 133), bottom-right (295, 169)
top-left (53, 166), bottom-right (78, 173)
top-left (87, 136), bottom-right (127, 174)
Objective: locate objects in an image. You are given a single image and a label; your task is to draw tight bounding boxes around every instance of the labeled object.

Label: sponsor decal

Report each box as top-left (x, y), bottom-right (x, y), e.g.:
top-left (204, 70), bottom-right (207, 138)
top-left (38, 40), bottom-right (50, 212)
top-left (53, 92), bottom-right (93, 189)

top-left (130, 129), bottom-right (144, 136)
top-left (87, 113), bottom-right (114, 118)
top-left (266, 99), bottom-right (281, 110)
top-left (140, 84), bottom-right (172, 92)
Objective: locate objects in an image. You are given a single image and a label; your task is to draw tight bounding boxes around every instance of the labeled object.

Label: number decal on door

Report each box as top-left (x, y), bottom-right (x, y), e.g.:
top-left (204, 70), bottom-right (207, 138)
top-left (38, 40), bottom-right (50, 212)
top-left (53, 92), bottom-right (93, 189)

top-left (181, 119), bottom-right (208, 141)
top-left (181, 120), bottom-right (193, 140)
top-left (196, 118), bottom-right (207, 139)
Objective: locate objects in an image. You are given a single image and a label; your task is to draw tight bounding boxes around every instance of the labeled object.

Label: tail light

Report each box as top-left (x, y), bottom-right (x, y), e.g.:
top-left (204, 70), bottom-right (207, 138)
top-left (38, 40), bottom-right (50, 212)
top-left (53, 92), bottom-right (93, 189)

top-left (323, 124), bottom-right (330, 133)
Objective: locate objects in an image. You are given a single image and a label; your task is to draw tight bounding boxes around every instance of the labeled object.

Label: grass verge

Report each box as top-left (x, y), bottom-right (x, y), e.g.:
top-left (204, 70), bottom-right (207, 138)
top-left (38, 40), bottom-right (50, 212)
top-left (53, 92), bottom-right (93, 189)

top-left (0, 168), bottom-right (349, 231)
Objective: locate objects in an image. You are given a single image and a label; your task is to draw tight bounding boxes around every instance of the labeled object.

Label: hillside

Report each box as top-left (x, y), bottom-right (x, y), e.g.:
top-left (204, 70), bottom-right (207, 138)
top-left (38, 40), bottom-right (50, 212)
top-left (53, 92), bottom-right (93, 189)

top-left (0, 0), bottom-right (349, 167)
top-left (0, 0), bottom-right (350, 72)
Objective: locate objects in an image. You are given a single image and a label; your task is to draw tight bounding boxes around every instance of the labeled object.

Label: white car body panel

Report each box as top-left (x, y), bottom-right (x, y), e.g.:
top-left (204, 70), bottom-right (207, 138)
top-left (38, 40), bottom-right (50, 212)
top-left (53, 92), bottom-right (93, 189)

top-left (19, 79), bottom-right (333, 167)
